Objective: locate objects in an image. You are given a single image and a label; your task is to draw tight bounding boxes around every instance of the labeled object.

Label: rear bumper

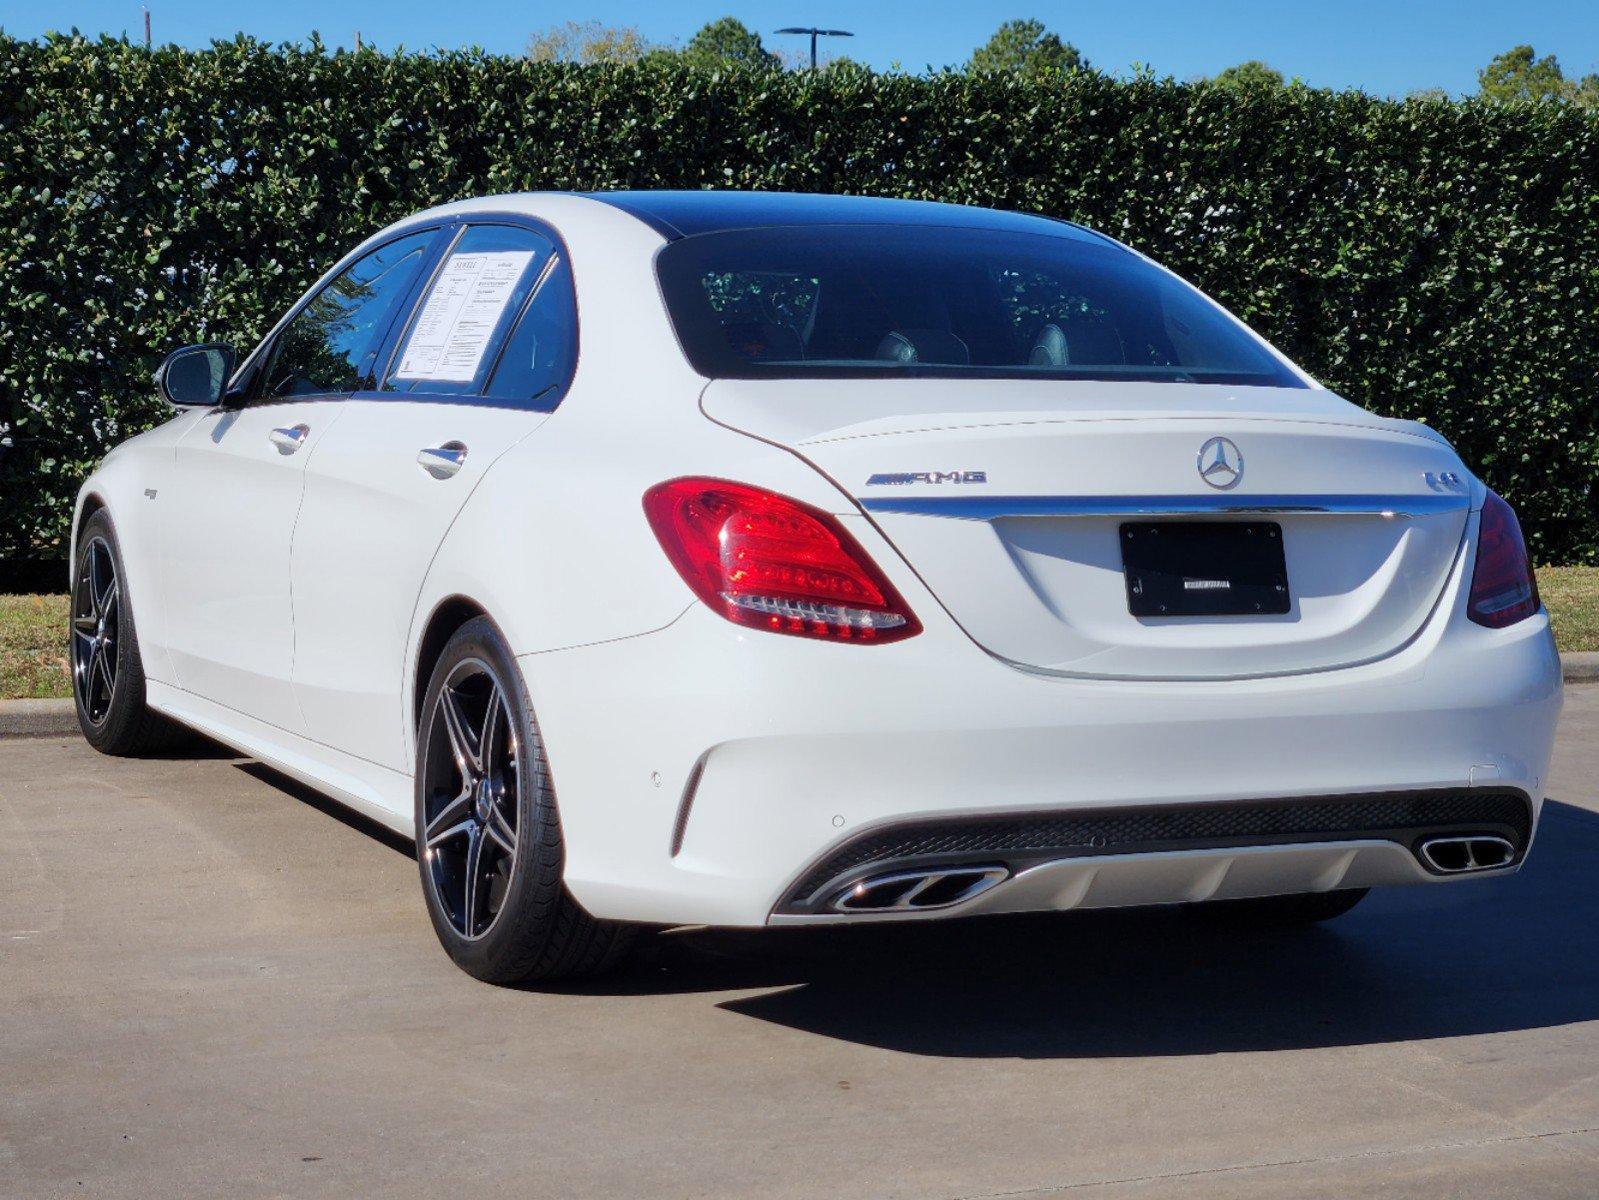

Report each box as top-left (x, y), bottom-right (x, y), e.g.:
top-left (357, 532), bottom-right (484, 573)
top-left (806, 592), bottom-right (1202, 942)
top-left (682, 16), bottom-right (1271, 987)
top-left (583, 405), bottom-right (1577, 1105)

top-left (778, 841), bottom-right (1469, 925)
top-left (773, 787), bottom-right (1533, 919)
top-left (520, 570), bottom-right (1562, 927)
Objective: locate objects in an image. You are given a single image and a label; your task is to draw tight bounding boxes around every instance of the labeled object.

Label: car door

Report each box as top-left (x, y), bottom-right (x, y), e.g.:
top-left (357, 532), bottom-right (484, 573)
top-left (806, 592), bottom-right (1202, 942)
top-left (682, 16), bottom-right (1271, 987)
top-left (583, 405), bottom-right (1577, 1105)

top-left (159, 227), bottom-right (442, 732)
top-left (291, 221), bottom-right (577, 770)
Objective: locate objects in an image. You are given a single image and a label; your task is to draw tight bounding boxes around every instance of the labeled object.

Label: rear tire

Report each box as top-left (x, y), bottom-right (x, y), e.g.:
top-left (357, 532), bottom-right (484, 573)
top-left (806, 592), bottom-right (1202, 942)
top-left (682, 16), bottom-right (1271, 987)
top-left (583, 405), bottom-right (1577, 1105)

top-left (414, 616), bottom-right (635, 983)
top-left (71, 510), bottom-right (182, 756)
top-left (1185, 887), bottom-right (1369, 927)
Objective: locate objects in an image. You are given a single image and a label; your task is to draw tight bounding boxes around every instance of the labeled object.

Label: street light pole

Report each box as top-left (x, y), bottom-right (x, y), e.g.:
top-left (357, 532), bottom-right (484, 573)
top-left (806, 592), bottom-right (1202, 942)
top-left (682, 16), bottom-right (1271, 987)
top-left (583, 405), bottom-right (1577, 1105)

top-left (775, 26), bottom-right (854, 70)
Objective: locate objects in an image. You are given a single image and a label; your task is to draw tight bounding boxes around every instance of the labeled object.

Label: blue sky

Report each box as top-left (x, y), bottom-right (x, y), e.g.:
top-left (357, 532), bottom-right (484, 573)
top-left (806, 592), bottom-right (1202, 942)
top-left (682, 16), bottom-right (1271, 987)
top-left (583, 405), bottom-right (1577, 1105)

top-left (4, 0), bottom-right (1595, 98)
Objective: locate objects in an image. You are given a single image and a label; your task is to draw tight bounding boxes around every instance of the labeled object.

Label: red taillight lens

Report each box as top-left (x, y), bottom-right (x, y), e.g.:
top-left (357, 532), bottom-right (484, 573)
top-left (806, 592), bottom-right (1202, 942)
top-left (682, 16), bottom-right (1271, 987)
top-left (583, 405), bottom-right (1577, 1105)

top-left (643, 478), bottom-right (922, 644)
top-left (1467, 490), bottom-right (1541, 629)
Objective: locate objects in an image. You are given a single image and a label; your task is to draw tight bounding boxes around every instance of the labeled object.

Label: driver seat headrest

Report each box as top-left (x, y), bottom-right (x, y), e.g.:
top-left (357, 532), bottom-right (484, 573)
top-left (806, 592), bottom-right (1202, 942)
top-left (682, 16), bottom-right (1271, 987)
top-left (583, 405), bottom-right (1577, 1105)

top-left (875, 329), bottom-right (971, 365)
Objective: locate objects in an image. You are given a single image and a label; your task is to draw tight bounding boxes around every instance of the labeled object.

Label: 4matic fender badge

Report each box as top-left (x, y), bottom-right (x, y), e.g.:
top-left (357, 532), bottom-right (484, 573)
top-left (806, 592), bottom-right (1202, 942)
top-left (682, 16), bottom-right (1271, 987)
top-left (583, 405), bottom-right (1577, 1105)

top-left (866, 471), bottom-right (988, 486)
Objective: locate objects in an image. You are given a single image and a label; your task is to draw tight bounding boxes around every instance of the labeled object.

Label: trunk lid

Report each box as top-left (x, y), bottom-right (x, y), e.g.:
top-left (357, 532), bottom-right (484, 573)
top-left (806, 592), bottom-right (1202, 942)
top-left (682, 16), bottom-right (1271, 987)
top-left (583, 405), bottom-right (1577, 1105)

top-left (704, 380), bottom-right (1474, 680)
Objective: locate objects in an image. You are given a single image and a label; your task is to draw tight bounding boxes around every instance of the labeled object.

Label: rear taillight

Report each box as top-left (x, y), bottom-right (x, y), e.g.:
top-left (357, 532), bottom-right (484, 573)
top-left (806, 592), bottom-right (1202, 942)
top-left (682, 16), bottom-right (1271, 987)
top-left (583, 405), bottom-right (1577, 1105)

top-left (643, 477), bottom-right (921, 644)
top-left (1467, 490), bottom-right (1540, 629)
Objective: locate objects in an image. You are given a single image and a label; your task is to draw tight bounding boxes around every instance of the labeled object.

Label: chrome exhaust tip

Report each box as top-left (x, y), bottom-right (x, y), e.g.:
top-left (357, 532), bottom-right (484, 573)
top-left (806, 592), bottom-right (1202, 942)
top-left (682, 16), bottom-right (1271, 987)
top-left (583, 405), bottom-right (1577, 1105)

top-left (1418, 835), bottom-right (1516, 874)
top-left (830, 865), bottom-right (1008, 913)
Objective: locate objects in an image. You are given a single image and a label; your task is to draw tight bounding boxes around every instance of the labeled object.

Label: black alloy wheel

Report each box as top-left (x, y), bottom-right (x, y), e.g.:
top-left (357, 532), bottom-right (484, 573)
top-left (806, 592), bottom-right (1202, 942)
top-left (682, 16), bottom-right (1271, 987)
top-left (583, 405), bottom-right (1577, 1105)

top-left (71, 535), bottom-right (120, 726)
top-left (419, 659), bottom-right (522, 940)
top-left (414, 616), bottom-right (636, 982)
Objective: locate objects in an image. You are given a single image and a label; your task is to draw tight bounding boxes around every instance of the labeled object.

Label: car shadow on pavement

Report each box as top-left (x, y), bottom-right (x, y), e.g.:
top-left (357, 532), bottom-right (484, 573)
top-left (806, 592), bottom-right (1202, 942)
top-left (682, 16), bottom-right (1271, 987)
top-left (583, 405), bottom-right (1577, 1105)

top-left (234, 761), bottom-right (417, 856)
top-left (146, 727), bottom-right (243, 761)
top-left (573, 799), bottom-right (1599, 1058)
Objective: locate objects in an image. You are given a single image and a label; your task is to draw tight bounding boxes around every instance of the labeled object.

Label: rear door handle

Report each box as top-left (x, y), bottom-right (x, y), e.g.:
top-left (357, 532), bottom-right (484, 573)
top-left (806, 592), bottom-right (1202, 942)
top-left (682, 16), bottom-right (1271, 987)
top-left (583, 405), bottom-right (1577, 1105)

top-left (417, 441), bottom-right (468, 479)
top-left (269, 424), bottom-right (310, 454)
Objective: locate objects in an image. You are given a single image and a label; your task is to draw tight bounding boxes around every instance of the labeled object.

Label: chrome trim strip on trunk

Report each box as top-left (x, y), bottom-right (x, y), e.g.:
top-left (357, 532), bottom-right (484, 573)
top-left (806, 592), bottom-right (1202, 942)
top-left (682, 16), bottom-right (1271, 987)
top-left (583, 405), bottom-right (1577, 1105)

top-left (858, 493), bottom-right (1472, 520)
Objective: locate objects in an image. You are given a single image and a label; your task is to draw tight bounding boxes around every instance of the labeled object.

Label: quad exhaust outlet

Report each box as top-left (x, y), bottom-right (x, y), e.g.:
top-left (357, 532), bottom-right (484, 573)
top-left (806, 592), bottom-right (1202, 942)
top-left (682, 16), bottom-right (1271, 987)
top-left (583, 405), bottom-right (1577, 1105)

top-left (1417, 835), bottom-right (1516, 874)
top-left (830, 865), bottom-right (1008, 913)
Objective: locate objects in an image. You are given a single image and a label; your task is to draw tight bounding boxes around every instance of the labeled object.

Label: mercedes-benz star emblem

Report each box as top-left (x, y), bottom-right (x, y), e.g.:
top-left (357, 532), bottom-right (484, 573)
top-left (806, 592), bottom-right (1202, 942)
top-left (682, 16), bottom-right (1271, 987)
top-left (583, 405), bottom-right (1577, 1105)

top-left (1197, 436), bottom-right (1243, 490)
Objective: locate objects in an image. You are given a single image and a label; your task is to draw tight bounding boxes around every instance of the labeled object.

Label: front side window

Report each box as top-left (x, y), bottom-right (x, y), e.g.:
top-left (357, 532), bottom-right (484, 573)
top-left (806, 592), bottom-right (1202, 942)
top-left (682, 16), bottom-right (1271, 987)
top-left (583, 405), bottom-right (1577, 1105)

top-left (384, 225), bottom-right (554, 397)
top-left (655, 224), bottom-right (1303, 388)
top-left (260, 230), bottom-right (437, 398)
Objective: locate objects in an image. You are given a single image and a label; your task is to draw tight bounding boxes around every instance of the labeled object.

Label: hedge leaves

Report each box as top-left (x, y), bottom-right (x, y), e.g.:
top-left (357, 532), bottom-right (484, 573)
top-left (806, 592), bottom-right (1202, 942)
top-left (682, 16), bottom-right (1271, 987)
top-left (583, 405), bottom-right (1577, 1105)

top-left (2, 36), bottom-right (1595, 561)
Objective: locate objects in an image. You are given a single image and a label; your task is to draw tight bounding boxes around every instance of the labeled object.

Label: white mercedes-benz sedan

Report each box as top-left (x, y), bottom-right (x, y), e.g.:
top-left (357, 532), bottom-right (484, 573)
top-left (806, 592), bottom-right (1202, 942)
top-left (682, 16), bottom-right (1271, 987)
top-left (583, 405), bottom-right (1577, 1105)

top-left (70, 190), bottom-right (1563, 981)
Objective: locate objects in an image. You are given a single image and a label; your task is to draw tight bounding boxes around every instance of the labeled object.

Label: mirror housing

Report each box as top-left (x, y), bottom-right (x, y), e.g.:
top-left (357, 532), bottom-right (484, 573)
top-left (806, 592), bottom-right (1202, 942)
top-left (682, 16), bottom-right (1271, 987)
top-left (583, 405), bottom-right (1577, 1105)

top-left (156, 343), bottom-right (235, 409)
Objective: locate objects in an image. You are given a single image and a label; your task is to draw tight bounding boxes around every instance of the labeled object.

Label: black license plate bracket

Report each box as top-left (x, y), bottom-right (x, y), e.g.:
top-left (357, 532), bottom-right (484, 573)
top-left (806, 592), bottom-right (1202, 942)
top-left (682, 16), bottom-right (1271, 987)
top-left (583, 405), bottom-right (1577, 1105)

top-left (1121, 521), bottom-right (1291, 617)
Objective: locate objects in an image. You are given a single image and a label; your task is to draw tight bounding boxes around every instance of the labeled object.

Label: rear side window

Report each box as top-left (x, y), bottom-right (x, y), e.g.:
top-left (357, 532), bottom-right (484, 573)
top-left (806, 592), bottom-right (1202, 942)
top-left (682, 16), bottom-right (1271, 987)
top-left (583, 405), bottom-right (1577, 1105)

top-left (385, 225), bottom-right (555, 397)
top-left (481, 256), bottom-right (577, 409)
top-left (655, 224), bottom-right (1303, 388)
top-left (260, 229), bottom-right (437, 398)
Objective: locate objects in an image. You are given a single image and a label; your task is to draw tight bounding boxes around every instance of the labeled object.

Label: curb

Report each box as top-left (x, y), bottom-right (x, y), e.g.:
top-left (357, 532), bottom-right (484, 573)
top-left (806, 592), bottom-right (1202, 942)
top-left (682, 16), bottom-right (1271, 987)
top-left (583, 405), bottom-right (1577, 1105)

top-left (0, 698), bottom-right (79, 738)
top-left (6, 652), bottom-right (1598, 738)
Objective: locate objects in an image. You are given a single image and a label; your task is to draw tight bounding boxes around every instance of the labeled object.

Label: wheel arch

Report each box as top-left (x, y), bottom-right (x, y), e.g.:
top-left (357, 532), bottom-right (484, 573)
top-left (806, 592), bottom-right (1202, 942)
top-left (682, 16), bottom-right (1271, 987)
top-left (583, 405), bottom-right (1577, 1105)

top-left (70, 491), bottom-right (110, 587)
top-left (411, 595), bottom-right (491, 732)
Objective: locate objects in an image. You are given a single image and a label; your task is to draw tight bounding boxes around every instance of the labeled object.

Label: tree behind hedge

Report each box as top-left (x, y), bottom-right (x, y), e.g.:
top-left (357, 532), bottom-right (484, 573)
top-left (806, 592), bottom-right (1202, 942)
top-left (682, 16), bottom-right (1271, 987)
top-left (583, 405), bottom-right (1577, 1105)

top-left (1, 35), bottom-right (1595, 563)
top-left (968, 19), bottom-right (1086, 76)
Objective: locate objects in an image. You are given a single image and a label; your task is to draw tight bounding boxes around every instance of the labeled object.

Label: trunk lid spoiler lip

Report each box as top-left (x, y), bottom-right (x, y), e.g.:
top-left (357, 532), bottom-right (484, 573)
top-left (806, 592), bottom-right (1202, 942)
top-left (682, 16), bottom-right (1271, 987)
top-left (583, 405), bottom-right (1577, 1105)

top-left (802, 412), bottom-right (1455, 449)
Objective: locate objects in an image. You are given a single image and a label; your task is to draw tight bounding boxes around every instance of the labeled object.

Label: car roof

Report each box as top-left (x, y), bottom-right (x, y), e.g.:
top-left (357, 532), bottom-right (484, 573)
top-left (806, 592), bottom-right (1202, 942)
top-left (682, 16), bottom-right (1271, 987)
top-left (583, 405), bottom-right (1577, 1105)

top-left (580, 190), bottom-right (1100, 243)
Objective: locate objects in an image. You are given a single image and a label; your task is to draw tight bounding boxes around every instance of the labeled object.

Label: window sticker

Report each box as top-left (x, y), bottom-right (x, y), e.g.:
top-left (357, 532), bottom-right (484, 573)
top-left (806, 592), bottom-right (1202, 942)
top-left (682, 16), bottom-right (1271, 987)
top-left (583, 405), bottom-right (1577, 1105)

top-left (393, 251), bottom-right (536, 382)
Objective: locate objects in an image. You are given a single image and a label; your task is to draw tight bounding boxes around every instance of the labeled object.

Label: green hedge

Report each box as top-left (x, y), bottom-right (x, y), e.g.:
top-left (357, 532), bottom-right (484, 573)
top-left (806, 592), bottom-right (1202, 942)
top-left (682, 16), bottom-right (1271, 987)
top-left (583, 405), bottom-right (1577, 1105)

top-left (2, 35), bottom-right (1596, 562)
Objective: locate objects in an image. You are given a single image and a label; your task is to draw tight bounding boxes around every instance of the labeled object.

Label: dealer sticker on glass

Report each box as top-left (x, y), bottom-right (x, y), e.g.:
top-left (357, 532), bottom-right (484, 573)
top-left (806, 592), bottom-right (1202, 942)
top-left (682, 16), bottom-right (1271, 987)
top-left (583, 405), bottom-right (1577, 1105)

top-left (393, 251), bottom-right (534, 382)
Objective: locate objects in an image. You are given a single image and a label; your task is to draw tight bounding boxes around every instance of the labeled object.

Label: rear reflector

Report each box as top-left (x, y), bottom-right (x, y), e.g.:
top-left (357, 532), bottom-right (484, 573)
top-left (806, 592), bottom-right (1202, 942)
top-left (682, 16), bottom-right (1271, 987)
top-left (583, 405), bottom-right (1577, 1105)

top-left (643, 477), bottom-right (921, 644)
top-left (1467, 490), bottom-right (1540, 629)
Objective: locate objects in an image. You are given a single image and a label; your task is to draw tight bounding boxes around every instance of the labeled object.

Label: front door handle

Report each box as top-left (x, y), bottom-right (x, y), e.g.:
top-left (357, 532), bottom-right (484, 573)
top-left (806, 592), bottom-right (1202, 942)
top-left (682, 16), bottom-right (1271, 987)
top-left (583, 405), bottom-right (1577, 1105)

top-left (269, 424), bottom-right (310, 455)
top-left (417, 441), bottom-right (468, 479)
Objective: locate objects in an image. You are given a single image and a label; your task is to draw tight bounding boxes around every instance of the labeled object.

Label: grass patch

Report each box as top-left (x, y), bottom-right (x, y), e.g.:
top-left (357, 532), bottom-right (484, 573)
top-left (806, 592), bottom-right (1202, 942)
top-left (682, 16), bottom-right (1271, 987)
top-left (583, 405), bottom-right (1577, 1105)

top-left (1, 571), bottom-right (1594, 701)
top-left (1, 593), bottom-right (71, 699)
top-left (1539, 565), bottom-right (1599, 654)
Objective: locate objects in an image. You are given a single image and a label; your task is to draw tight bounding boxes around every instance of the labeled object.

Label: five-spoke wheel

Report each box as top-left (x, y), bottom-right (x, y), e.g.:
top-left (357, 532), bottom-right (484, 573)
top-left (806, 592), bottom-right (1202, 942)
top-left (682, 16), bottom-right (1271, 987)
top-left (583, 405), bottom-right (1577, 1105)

top-left (420, 660), bottom-right (521, 940)
top-left (70, 510), bottom-right (175, 756)
top-left (71, 535), bottom-right (120, 726)
top-left (414, 616), bottom-right (635, 982)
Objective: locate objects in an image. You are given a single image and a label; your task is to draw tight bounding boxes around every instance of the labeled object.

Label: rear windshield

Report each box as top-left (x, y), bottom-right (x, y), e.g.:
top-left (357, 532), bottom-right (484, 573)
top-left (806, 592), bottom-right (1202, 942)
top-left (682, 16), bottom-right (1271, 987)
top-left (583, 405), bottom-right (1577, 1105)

top-left (655, 224), bottom-right (1304, 388)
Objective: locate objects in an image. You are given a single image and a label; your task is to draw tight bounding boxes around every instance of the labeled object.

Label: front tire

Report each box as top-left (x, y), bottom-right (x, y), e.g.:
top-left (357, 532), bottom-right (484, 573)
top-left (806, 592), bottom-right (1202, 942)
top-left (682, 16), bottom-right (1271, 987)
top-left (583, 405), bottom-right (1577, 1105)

top-left (415, 616), bottom-right (634, 983)
top-left (71, 510), bottom-right (179, 756)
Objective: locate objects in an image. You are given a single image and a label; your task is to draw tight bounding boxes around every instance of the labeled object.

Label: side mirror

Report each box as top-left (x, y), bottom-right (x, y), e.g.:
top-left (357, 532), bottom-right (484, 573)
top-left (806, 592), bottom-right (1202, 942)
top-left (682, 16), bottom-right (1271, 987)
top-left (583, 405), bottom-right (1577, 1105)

top-left (156, 343), bottom-right (235, 409)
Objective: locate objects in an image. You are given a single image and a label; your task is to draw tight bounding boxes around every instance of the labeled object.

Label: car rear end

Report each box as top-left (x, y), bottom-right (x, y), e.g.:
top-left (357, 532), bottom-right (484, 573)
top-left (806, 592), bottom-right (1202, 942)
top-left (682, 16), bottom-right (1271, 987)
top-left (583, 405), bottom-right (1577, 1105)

top-left (536, 197), bottom-right (1563, 928)
top-left (534, 489), bottom-right (1558, 927)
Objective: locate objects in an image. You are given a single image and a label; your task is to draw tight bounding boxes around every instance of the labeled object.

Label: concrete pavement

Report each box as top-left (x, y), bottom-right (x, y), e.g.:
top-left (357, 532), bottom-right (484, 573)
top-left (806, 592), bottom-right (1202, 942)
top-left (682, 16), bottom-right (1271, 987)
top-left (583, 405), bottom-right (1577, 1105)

top-left (2, 687), bottom-right (1597, 1199)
